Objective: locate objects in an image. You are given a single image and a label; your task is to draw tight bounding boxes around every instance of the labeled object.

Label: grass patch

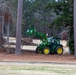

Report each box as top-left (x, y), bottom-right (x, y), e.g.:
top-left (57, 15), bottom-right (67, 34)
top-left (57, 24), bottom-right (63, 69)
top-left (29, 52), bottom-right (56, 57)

top-left (0, 65), bottom-right (76, 74)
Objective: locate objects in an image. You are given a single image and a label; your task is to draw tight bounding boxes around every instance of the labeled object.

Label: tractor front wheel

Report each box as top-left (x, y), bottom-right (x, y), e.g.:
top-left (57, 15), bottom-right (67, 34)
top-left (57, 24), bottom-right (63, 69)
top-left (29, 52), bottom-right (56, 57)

top-left (43, 47), bottom-right (50, 54)
top-left (55, 46), bottom-right (63, 55)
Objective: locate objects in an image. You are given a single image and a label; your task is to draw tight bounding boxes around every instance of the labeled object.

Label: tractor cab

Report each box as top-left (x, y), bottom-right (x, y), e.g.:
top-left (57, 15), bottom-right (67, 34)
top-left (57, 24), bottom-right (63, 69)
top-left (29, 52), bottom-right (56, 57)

top-left (48, 37), bottom-right (61, 44)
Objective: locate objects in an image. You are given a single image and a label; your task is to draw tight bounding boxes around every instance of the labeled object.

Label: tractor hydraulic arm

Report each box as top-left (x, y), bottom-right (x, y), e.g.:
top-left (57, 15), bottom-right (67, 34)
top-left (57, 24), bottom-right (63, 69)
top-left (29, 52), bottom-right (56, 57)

top-left (26, 28), bottom-right (48, 41)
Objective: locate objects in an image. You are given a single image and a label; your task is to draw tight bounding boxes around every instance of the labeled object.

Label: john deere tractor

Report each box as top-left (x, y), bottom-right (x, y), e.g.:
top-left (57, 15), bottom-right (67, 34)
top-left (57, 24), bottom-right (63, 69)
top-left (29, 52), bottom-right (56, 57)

top-left (27, 28), bottom-right (63, 55)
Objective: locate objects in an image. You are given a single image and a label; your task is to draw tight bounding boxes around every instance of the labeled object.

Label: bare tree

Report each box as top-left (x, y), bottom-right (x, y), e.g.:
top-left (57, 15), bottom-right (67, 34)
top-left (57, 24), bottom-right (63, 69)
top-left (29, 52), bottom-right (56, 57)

top-left (15, 0), bottom-right (23, 54)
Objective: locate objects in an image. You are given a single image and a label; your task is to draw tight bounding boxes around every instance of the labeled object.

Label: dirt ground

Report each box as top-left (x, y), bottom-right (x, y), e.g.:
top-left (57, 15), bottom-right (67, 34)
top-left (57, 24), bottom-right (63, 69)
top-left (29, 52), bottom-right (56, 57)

top-left (0, 38), bottom-right (76, 64)
top-left (0, 48), bottom-right (76, 64)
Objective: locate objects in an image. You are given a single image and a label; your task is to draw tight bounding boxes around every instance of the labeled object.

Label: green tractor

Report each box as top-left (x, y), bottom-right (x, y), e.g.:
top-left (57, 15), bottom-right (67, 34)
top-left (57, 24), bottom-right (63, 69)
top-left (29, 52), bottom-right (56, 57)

top-left (27, 28), bottom-right (63, 55)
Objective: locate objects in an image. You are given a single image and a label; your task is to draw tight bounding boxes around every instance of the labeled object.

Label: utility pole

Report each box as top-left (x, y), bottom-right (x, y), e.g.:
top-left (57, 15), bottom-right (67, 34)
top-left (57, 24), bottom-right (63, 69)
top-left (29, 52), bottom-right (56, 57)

top-left (15, 0), bottom-right (23, 54)
top-left (74, 0), bottom-right (76, 57)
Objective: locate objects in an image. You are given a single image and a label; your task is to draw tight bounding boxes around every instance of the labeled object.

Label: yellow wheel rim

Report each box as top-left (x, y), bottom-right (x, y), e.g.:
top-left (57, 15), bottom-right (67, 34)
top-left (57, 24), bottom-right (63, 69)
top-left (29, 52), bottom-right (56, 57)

top-left (57, 48), bottom-right (63, 54)
top-left (44, 48), bottom-right (50, 54)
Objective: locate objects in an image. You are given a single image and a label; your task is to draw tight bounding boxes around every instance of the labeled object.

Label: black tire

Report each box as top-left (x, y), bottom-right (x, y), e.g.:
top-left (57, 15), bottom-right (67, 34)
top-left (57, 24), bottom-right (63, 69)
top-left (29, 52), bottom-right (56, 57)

top-left (55, 46), bottom-right (63, 55)
top-left (36, 47), bottom-right (43, 54)
top-left (43, 47), bottom-right (50, 54)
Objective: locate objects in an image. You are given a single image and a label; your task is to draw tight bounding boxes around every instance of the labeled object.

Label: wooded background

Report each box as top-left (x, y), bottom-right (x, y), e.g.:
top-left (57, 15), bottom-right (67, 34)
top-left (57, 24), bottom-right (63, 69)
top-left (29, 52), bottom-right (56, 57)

top-left (0, 0), bottom-right (74, 54)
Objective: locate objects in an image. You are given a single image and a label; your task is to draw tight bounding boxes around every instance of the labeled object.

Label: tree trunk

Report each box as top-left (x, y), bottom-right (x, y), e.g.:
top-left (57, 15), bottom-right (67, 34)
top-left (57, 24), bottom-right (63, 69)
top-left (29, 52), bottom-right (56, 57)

top-left (7, 22), bottom-right (10, 44)
top-left (0, 9), bottom-right (2, 46)
top-left (15, 0), bottom-right (23, 54)
top-left (2, 16), bottom-right (4, 36)
top-left (74, 0), bottom-right (76, 57)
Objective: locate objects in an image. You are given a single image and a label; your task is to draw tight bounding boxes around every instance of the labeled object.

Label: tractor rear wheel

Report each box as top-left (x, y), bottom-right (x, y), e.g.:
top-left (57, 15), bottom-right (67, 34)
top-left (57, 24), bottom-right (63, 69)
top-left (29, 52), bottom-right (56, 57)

top-left (55, 46), bottom-right (63, 55)
top-left (36, 47), bottom-right (43, 54)
top-left (43, 47), bottom-right (50, 54)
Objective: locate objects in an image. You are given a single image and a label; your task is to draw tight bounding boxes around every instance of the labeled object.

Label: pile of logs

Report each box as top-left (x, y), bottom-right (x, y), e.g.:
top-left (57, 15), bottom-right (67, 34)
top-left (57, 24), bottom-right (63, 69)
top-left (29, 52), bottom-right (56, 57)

top-left (2, 38), bottom-right (37, 54)
top-left (21, 38), bottom-right (37, 46)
